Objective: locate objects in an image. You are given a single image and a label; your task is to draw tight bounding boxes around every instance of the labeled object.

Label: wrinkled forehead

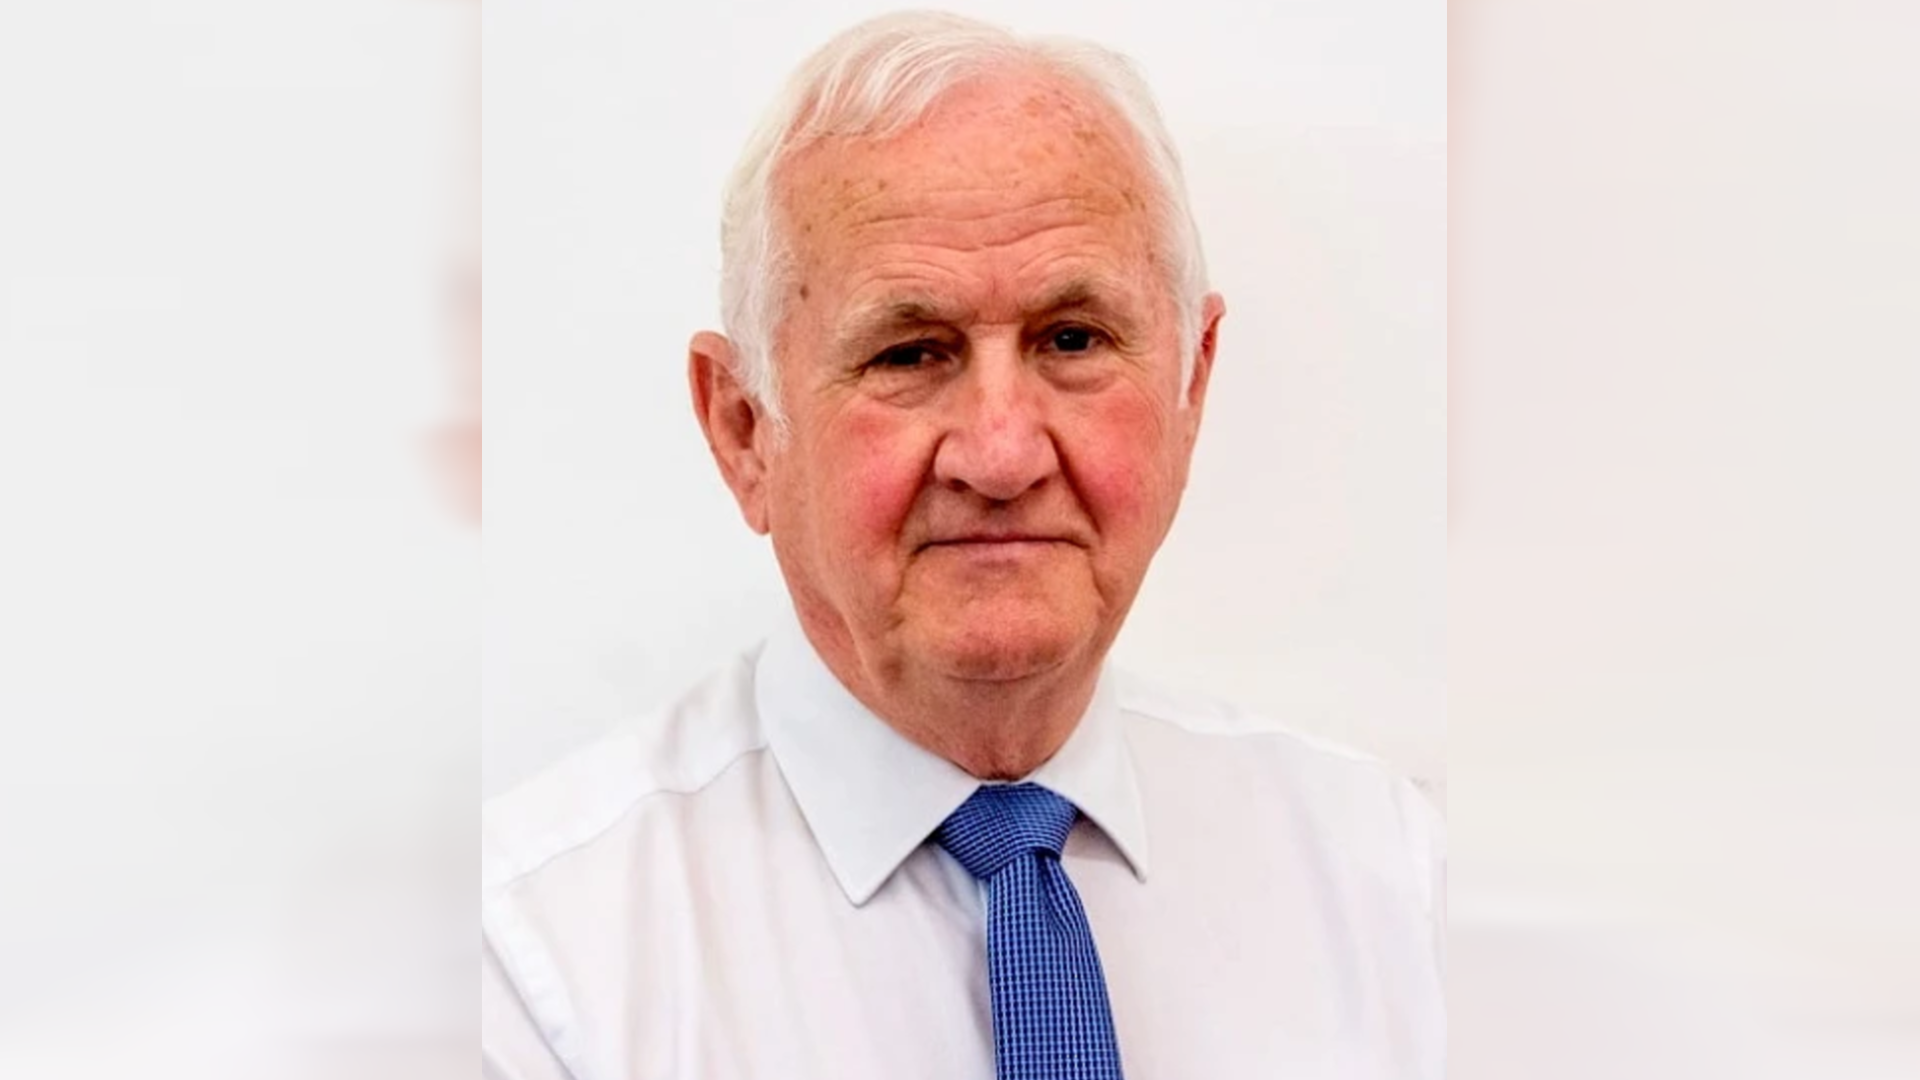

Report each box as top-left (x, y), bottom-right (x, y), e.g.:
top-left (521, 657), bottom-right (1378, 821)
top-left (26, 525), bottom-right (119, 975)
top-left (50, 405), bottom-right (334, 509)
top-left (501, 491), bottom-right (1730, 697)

top-left (772, 70), bottom-right (1163, 302)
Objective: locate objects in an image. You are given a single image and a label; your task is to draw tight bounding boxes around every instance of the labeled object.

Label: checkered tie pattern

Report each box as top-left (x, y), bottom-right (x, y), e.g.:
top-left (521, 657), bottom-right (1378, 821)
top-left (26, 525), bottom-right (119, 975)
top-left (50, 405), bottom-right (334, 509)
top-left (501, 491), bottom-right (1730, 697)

top-left (935, 783), bottom-right (1126, 1080)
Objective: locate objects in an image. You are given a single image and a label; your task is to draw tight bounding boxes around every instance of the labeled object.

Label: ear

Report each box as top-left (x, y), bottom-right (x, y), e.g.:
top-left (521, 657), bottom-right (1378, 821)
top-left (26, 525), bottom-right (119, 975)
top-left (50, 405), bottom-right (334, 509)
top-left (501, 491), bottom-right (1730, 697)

top-left (689, 331), bottom-right (773, 534)
top-left (1181, 292), bottom-right (1227, 431)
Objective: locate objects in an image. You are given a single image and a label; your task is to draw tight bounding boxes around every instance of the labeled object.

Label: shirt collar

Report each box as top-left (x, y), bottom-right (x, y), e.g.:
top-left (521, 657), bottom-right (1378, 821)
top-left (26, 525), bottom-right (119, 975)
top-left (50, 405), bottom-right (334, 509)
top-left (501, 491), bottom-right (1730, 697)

top-left (756, 605), bottom-right (1151, 906)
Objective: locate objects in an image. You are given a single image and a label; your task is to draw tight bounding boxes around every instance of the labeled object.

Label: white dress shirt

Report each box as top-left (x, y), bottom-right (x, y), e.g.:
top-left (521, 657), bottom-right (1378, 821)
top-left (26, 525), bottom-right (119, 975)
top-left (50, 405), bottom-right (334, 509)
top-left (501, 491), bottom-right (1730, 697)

top-left (482, 610), bottom-right (1444, 1080)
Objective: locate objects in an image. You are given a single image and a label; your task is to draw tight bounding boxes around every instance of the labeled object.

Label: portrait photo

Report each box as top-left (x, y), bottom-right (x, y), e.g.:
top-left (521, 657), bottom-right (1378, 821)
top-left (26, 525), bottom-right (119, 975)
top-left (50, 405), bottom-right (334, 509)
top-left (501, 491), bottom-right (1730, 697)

top-left (483, 2), bottom-right (1444, 1076)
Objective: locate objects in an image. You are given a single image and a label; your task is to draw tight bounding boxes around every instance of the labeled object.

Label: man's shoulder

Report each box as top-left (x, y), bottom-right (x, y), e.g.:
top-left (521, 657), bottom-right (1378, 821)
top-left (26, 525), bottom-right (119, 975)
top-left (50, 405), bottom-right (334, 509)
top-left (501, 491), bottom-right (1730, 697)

top-left (1112, 668), bottom-right (1393, 761)
top-left (1111, 668), bottom-right (1444, 889)
top-left (481, 643), bottom-right (770, 895)
top-left (1111, 667), bottom-right (1417, 784)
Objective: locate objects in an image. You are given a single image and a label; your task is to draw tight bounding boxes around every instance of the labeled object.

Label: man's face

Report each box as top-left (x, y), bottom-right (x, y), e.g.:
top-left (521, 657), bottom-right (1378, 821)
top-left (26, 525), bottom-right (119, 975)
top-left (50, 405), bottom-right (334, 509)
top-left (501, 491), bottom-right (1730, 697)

top-left (754, 71), bottom-right (1220, 694)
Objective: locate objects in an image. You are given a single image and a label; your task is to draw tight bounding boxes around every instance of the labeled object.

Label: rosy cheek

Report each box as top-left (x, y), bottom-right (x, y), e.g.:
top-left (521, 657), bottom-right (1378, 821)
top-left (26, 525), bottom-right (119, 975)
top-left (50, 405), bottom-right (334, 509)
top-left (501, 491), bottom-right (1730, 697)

top-left (833, 411), bottom-right (931, 552)
top-left (1069, 392), bottom-right (1176, 532)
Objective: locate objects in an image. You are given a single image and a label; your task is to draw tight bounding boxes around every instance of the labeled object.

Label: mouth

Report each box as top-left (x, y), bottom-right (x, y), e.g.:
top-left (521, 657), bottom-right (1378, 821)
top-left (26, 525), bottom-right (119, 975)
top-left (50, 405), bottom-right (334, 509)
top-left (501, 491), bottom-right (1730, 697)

top-left (920, 535), bottom-right (1078, 551)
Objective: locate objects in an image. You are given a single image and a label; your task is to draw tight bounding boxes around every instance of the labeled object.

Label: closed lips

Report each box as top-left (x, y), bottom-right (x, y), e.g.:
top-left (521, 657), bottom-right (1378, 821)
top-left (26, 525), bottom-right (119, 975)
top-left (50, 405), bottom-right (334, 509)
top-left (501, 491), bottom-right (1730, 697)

top-left (924, 534), bottom-right (1075, 546)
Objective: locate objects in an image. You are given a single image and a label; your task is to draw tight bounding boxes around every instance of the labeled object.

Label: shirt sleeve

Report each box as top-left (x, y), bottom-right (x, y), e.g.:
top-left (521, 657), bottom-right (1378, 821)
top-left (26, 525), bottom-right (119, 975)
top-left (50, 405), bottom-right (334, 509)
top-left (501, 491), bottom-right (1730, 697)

top-left (482, 937), bottom-right (574, 1080)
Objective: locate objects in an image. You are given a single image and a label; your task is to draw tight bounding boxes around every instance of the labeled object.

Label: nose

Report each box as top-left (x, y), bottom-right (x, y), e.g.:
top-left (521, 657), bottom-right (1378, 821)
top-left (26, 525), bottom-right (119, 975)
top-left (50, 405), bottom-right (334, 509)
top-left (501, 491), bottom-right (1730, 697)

top-left (931, 338), bottom-right (1060, 503)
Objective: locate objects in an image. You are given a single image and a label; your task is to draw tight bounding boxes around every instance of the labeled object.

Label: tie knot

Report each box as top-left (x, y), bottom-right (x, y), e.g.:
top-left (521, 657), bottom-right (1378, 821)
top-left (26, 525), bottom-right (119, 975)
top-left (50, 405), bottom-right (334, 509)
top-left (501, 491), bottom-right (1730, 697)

top-left (934, 783), bottom-right (1080, 881)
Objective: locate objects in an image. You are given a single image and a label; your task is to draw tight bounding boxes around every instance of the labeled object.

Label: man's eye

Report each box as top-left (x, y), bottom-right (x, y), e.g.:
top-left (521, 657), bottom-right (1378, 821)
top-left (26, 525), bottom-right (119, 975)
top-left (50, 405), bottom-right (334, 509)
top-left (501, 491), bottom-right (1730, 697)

top-left (868, 344), bottom-right (941, 369)
top-left (1046, 326), bottom-right (1102, 353)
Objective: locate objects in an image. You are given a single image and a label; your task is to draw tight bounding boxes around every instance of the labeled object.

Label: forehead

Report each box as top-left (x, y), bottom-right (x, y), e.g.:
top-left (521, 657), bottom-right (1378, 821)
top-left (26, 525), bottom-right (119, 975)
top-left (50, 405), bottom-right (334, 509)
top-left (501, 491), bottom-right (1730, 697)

top-left (776, 70), bottom-right (1161, 317)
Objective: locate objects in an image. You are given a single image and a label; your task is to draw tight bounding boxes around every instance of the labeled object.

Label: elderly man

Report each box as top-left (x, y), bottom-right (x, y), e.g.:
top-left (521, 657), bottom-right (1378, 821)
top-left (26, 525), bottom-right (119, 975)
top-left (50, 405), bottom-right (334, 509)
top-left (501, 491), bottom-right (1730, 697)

top-left (483, 11), bottom-right (1442, 1079)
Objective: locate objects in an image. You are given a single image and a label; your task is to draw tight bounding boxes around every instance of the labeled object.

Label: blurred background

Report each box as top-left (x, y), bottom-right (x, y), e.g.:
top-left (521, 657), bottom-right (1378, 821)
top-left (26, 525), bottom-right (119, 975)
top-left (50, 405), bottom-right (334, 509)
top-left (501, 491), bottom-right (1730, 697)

top-left (0, 1), bottom-right (474, 1077)
top-left (1451, 1), bottom-right (1920, 1074)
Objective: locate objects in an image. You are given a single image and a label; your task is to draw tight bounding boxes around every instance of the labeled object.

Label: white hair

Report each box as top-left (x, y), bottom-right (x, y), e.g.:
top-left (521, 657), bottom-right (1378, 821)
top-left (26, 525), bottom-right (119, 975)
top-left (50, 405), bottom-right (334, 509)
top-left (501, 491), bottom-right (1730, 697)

top-left (717, 9), bottom-right (1210, 427)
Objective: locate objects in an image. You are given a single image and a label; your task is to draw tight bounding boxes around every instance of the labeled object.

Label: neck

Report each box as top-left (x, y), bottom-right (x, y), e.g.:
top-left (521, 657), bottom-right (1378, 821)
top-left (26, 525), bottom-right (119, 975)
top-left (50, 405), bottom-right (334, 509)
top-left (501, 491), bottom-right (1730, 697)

top-left (880, 664), bottom-right (1102, 781)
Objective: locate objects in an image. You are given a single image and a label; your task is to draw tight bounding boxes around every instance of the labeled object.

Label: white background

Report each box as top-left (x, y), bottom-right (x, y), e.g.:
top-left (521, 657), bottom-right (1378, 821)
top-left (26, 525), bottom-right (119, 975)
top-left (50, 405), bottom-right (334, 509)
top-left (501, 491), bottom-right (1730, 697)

top-left (0, 2), bottom-right (475, 1072)
top-left (483, 0), bottom-right (1447, 798)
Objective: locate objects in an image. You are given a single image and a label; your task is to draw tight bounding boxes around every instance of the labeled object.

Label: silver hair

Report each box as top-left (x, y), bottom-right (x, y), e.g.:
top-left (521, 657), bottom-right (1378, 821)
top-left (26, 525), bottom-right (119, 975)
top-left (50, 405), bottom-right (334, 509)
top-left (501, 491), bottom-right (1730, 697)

top-left (718, 10), bottom-right (1210, 427)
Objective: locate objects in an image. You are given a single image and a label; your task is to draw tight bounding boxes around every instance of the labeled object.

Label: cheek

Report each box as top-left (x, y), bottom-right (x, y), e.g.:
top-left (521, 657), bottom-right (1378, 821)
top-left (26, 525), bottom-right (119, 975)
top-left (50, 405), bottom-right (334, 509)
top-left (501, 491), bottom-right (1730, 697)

top-left (831, 411), bottom-right (932, 553)
top-left (1067, 392), bottom-right (1183, 538)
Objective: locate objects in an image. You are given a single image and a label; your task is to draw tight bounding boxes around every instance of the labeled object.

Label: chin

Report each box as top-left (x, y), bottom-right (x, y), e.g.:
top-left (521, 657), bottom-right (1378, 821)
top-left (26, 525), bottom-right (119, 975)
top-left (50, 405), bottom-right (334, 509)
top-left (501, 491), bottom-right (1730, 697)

top-left (920, 619), bottom-right (1083, 684)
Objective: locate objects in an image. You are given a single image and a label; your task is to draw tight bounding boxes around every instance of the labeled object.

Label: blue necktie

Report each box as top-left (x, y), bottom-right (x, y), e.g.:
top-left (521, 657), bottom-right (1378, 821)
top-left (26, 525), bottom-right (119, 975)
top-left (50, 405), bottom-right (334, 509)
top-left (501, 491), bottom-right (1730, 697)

top-left (936, 783), bottom-right (1126, 1080)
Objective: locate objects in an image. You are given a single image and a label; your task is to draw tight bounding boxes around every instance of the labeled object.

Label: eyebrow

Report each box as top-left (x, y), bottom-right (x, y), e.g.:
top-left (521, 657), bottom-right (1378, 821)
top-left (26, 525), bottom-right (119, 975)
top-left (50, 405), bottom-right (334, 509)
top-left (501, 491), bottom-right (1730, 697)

top-left (831, 275), bottom-right (1142, 352)
top-left (832, 297), bottom-right (960, 349)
